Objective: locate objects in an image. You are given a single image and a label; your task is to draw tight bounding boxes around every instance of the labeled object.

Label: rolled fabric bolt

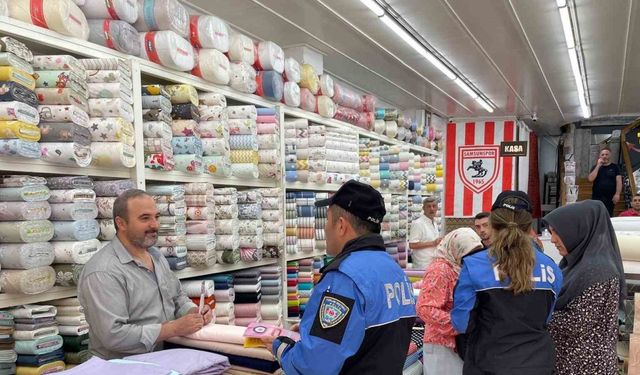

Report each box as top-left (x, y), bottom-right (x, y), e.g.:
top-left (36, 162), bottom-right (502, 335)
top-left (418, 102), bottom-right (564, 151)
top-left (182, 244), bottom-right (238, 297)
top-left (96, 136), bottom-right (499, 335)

top-left (282, 81), bottom-right (300, 107)
top-left (88, 19), bottom-right (141, 56)
top-left (39, 142), bottom-right (92, 168)
top-left (0, 81), bottom-right (38, 108)
top-left (87, 117), bottom-right (135, 145)
top-left (0, 37), bottom-right (33, 63)
top-left (198, 120), bottom-right (228, 139)
top-left (138, 31), bottom-right (195, 72)
top-left (255, 70), bottom-right (283, 102)
top-left (90, 142), bottom-right (136, 168)
top-left (299, 64), bottom-right (319, 94)
top-left (8, 0), bottom-right (90, 40)
top-left (283, 57), bottom-right (300, 83)
top-left (228, 33), bottom-right (256, 64)
top-left (201, 138), bottom-right (229, 157)
top-left (134, 0), bottom-right (189, 37)
top-left (229, 62), bottom-right (257, 94)
top-left (189, 15), bottom-right (230, 52)
top-left (198, 92), bottom-right (227, 107)
top-left (143, 121), bottom-right (172, 140)
top-left (198, 105), bottom-right (227, 122)
top-left (192, 48), bottom-right (230, 85)
top-left (254, 41), bottom-right (284, 73)
top-left (0, 139), bottom-right (40, 158)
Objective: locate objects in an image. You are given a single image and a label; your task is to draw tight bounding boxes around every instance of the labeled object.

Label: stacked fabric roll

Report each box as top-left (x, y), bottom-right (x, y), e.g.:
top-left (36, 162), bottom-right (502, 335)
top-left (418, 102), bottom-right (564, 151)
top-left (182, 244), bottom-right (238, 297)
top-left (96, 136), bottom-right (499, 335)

top-left (284, 118), bottom-right (309, 183)
top-left (0, 38), bottom-right (41, 161)
top-left (314, 193), bottom-right (328, 253)
top-left (34, 55), bottom-right (92, 167)
top-left (294, 192), bottom-right (315, 254)
top-left (315, 75), bottom-right (336, 119)
top-left (0, 176), bottom-right (56, 296)
top-left (50, 298), bottom-right (89, 364)
top-left (253, 41), bottom-right (284, 102)
top-left (297, 258), bottom-right (314, 318)
top-left (0, 175), bottom-right (55, 295)
top-left (142, 84), bottom-right (175, 171)
top-left (80, 58), bottom-right (136, 169)
top-left (358, 137), bottom-right (373, 185)
top-left (57, 307), bottom-right (90, 366)
top-left (408, 194), bottom-right (424, 222)
top-left (228, 105), bottom-right (259, 179)
top-left (408, 154), bottom-right (424, 194)
top-left (81, 0), bottom-right (140, 56)
top-left (232, 269), bottom-right (262, 327)
top-left (258, 188), bottom-right (283, 259)
top-left (312, 257), bottom-right (325, 285)
top-left (381, 194), bottom-right (400, 257)
top-left (285, 192), bottom-right (297, 255)
top-left (212, 274), bottom-right (235, 326)
top-left (228, 32), bottom-right (257, 94)
top-left (93, 178), bottom-right (135, 255)
top-left (306, 124), bottom-right (327, 184)
top-left (198, 92), bottom-right (231, 177)
top-left (398, 194), bottom-right (409, 269)
top-left (258, 266), bottom-right (282, 327)
top-left (237, 191), bottom-right (263, 263)
top-left (213, 188), bottom-right (239, 265)
top-left (189, 15), bottom-right (231, 86)
top-left (167, 84), bottom-right (202, 174)
top-left (298, 65), bottom-right (318, 113)
top-left (325, 127), bottom-right (359, 184)
top-left (395, 111), bottom-right (414, 143)
top-left (10, 305), bottom-right (65, 373)
top-left (146, 184), bottom-right (187, 269)
top-left (0, 310), bottom-right (16, 374)
top-left (366, 144), bottom-right (410, 193)
top-left (8, 0), bottom-right (90, 40)
top-left (281, 57), bottom-right (301, 108)
top-left (286, 261), bottom-right (300, 318)
top-left (135, 0), bottom-right (194, 72)
top-left (184, 183), bottom-right (215, 269)
top-left (47, 176), bottom-right (99, 289)
top-left (331, 81), bottom-right (376, 129)
top-left (256, 107), bottom-right (281, 180)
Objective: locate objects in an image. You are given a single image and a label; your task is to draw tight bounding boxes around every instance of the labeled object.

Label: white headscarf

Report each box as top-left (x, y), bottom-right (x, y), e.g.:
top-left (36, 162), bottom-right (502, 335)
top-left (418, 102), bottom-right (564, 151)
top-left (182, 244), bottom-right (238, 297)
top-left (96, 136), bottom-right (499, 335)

top-left (433, 228), bottom-right (483, 273)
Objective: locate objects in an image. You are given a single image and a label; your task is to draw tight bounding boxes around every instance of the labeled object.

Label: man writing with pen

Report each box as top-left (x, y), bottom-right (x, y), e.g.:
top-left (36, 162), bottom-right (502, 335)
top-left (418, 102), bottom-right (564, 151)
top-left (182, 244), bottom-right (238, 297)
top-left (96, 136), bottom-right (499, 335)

top-left (78, 189), bottom-right (213, 359)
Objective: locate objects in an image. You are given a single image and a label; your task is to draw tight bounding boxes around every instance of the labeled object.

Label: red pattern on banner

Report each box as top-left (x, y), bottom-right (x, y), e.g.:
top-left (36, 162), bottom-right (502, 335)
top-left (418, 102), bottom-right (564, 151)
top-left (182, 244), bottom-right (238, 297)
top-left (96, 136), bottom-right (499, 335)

top-left (502, 121), bottom-right (515, 191)
top-left (445, 123), bottom-right (457, 217)
top-left (482, 122), bottom-right (495, 213)
top-left (463, 123), bottom-right (475, 217)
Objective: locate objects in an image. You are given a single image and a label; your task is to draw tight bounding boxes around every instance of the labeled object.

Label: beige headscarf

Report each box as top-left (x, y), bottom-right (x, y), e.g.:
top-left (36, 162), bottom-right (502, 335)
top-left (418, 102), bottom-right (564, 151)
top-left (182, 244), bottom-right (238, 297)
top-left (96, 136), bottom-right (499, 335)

top-left (433, 228), bottom-right (483, 273)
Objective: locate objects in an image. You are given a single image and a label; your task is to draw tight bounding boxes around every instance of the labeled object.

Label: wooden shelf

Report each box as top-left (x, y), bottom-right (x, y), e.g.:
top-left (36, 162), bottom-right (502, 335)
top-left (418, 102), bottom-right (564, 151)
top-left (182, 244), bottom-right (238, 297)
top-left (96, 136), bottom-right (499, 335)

top-left (174, 259), bottom-right (279, 279)
top-left (286, 250), bottom-right (326, 261)
top-left (0, 287), bottom-right (78, 309)
top-left (145, 170), bottom-right (279, 188)
top-left (0, 157), bottom-right (133, 178)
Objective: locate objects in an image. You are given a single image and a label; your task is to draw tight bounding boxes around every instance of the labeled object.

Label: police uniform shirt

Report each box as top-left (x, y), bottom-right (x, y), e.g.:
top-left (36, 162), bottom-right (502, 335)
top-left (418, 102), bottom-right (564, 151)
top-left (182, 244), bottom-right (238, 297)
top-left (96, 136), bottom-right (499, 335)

top-left (273, 234), bottom-right (416, 375)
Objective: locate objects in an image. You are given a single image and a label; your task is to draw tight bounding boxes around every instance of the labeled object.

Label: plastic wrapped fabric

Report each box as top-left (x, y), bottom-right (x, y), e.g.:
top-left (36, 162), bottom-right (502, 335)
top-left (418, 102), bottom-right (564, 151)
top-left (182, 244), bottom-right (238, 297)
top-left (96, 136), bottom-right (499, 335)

top-left (87, 19), bottom-right (141, 56)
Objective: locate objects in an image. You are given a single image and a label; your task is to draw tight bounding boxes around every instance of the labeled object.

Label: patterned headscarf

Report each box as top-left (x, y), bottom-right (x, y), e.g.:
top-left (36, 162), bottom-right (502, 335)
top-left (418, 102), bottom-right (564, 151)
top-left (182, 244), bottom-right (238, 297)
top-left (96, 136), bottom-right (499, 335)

top-left (433, 228), bottom-right (483, 273)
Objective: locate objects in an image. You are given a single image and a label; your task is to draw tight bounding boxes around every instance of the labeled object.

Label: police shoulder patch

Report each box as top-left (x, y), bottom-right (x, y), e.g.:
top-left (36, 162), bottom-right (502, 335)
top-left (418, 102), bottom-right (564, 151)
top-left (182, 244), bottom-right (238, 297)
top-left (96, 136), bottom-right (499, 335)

top-left (310, 291), bottom-right (355, 344)
top-left (319, 295), bottom-right (350, 329)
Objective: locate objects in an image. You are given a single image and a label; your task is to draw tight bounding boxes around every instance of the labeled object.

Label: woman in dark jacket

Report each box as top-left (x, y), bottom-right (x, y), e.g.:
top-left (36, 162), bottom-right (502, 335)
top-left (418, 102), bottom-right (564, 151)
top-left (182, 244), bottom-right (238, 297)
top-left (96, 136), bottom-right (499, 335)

top-left (543, 200), bottom-right (625, 375)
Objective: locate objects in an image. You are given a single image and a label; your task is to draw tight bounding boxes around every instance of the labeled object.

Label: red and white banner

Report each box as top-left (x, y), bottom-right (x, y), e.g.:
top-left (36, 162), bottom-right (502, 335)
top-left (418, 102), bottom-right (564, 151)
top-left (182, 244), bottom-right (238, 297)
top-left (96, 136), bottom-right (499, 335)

top-left (445, 120), bottom-right (517, 217)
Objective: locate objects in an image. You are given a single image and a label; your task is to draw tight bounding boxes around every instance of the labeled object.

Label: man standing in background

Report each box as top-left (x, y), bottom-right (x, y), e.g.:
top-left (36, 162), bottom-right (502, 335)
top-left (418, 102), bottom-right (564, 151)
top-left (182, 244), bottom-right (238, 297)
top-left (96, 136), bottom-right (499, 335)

top-left (619, 193), bottom-right (640, 216)
top-left (588, 147), bottom-right (622, 216)
top-left (473, 212), bottom-right (492, 248)
top-left (409, 197), bottom-right (442, 270)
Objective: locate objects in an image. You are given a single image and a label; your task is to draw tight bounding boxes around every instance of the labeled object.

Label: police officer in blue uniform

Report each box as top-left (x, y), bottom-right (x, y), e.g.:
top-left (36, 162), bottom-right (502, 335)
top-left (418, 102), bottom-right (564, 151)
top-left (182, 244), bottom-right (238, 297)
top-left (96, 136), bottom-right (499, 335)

top-left (451, 191), bottom-right (563, 375)
top-left (268, 180), bottom-right (416, 374)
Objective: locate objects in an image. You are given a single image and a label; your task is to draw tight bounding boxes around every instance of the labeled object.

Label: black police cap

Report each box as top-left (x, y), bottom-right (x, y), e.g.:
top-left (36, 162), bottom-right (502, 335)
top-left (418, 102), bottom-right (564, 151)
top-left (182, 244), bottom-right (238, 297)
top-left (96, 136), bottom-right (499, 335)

top-left (315, 180), bottom-right (386, 225)
top-left (491, 190), bottom-right (533, 213)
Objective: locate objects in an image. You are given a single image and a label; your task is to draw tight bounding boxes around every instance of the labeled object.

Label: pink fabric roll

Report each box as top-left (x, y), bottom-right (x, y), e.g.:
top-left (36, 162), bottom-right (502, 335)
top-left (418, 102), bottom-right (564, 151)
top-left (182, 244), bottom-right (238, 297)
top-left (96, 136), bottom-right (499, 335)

top-left (234, 317), bottom-right (261, 327)
top-left (332, 81), bottom-right (364, 111)
top-left (363, 94), bottom-right (377, 112)
top-left (234, 302), bottom-right (260, 318)
top-left (299, 88), bottom-right (316, 113)
top-left (257, 123), bottom-right (277, 135)
top-left (256, 115), bottom-right (277, 124)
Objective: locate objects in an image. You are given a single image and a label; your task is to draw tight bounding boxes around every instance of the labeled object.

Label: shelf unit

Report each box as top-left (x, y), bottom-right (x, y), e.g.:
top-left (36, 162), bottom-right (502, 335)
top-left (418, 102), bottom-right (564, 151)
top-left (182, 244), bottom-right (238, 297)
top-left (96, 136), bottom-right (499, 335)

top-left (286, 250), bottom-right (327, 262)
top-left (0, 18), bottom-right (443, 319)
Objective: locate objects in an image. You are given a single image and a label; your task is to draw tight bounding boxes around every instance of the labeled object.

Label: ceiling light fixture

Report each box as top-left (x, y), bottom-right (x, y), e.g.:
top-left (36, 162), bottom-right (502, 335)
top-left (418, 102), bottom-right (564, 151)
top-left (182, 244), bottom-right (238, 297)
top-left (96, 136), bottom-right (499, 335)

top-left (360, 0), bottom-right (494, 112)
top-left (557, 0), bottom-right (590, 118)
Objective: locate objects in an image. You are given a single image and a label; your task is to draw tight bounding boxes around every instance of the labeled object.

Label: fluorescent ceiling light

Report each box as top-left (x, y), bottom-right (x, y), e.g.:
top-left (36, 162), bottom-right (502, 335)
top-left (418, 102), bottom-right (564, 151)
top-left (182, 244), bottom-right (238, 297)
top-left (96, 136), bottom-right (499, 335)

top-left (453, 77), bottom-right (478, 98)
top-left (556, 0), bottom-right (567, 7)
top-left (359, 0), bottom-right (385, 17)
top-left (475, 97), bottom-right (494, 113)
top-left (380, 15), bottom-right (457, 80)
top-left (558, 6), bottom-right (575, 49)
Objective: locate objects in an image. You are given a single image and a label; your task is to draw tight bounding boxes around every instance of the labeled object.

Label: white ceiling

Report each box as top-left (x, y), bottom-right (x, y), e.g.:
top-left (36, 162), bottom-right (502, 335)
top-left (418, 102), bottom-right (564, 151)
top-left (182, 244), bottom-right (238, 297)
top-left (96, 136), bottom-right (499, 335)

top-left (185, 0), bottom-right (639, 135)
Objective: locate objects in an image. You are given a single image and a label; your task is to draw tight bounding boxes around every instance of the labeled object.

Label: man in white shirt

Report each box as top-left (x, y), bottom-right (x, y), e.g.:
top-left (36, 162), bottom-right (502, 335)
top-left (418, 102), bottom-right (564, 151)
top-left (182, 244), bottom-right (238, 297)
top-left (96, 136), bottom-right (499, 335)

top-left (409, 197), bottom-right (442, 269)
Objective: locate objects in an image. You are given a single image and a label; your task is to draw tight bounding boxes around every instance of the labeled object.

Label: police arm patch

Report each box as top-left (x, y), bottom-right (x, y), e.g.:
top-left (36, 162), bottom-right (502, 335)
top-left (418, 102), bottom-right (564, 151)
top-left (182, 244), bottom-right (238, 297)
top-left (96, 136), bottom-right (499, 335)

top-left (310, 291), bottom-right (355, 344)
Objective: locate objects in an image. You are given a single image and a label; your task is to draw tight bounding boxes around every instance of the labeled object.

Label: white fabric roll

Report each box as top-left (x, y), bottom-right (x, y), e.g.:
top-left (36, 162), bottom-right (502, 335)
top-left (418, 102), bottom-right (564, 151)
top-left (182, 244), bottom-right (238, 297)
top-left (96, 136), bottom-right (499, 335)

top-left (255, 41), bottom-right (284, 74)
top-left (87, 19), bottom-right (141, 56)
top-left (80, 0), bottom-right (138, 23)
top-left (228, 33), bottom-right (255, 65)
top-left (9, 0), bottom-right (90, 40)
top-left (182, 280), bottom-right (215, 298)
top-left (198, 93), bottom-right (227, 107)
top-left (189, 15), bottom-right (230, 53)
top-left (193, 49), bottom-right (230, 85)
top-left (282, 82), bottom-right (300, 107)
top-left (317, 96), bottom-right (335, 118)
top-left (385, 121), bottom-right (398, 138)
top-left (52, 239), bottom-right (100, 264)
top-left (139, 31), bottom-right (195, 72)
top-left (319, 74), bottom-right (334, 97)
top-left (611, 217), bottom-right (640, 232)
top-left (134, 0), bottom-right (188, 37)
top-left (229, 62), bottom-right (257, 94)
top-left (283, 57), bottom-right (300, 83)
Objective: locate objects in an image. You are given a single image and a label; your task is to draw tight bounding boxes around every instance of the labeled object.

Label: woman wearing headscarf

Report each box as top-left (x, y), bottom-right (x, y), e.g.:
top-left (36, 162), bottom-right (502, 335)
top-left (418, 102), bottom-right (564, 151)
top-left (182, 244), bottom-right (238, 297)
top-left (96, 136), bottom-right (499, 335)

top-left (417, 228), bottom-right (483, 374)
top-left (543, 200), bottom-right (626, 375)
top-left (451, 191), bottom-right (563, 375)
